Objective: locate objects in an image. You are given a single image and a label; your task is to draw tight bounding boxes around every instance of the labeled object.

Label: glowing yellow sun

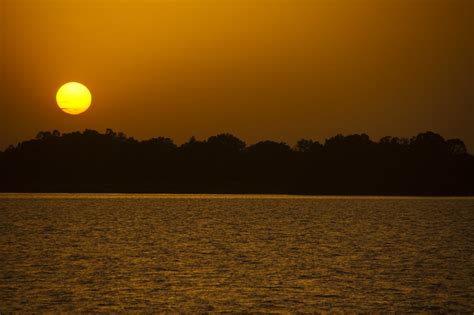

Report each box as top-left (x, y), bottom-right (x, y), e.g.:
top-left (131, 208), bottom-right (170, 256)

top-left (56, 82), bottom-right (92, 115)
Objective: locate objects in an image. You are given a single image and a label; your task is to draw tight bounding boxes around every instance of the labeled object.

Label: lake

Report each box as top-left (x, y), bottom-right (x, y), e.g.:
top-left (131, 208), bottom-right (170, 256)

top-left (0, 194), bottom-right (473, 312)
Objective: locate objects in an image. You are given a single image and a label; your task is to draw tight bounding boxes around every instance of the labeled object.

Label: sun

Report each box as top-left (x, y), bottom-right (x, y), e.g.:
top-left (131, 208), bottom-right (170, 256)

top-left (56, 82), bottom-right (92, 115)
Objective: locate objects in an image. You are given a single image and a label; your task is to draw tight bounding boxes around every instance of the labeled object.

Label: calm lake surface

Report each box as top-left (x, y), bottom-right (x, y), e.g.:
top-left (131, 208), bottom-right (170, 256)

top-left (0, 194), bottom-right (473, 312)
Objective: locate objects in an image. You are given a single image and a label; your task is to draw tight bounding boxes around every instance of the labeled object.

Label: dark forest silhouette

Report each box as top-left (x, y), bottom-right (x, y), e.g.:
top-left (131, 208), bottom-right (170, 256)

top-left (1, 129), bottom-right (473, 195)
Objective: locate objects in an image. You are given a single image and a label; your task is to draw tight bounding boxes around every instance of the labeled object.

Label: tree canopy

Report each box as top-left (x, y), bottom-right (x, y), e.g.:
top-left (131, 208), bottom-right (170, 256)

top-left (0, 130), bottom-right (472, 195)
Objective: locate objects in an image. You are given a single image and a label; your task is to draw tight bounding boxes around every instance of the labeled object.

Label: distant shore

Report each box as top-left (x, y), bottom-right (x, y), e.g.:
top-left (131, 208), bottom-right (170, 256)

top-left (1, 192), bottom-right (474, 198)
top-left (1, 129), bottom-right (473, 196)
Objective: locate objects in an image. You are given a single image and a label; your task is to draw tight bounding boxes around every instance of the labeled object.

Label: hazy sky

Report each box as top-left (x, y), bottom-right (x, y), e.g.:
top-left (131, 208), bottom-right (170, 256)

top-left (1, 0), bottom-right (473, 149)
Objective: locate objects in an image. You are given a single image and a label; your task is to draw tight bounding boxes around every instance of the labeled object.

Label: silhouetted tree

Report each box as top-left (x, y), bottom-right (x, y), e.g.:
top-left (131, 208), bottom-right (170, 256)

top-left (248, 141), bottom-right (291, 156)
top-left (0, 129), bottom-right (472, 195)
top-left (141, 137), bottom-right (176, 153)
top-left (447, 139), bottom-right (467, 155)
top-left (105, 128), bottom-right (117, 138)
top-left (410, 132), bottom-right (448, 155)
top-left (295, 139), bottom-right (323, 153)
top-left (207, 133), bottom-right (246, 153)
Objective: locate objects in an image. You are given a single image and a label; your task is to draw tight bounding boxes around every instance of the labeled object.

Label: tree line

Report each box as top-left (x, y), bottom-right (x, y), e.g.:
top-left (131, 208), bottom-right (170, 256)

top-left (0, 129), bottom-right (473, 195)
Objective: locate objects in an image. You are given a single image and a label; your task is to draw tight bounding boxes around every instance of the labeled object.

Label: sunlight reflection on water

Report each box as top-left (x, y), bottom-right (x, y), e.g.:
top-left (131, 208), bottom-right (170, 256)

top-left (1, 194), bottom-right (473, 312)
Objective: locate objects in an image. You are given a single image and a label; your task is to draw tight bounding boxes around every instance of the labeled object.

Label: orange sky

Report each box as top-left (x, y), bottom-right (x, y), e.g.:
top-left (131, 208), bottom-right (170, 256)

top-left (1, 0), bottom-right (473, 149)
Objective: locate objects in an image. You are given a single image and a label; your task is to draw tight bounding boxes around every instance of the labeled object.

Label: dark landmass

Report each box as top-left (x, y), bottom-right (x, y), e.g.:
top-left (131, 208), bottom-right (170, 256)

top-left (0, 129), bottom-right (473, 195)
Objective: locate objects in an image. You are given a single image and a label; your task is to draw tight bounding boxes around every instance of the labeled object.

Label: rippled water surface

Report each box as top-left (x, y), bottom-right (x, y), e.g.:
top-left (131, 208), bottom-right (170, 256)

top-left (0, 194), bottom-right (473, 312)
